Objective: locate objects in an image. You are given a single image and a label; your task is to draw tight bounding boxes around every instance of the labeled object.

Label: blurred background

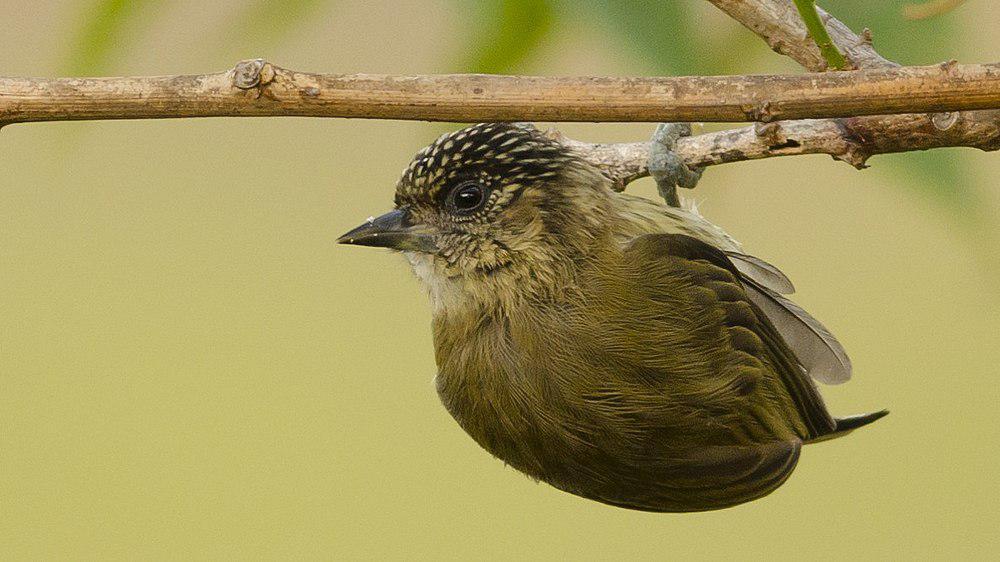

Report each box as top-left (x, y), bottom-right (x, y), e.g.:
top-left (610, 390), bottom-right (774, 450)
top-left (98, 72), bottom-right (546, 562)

top-left (1, 0), bottom-right (999, 559)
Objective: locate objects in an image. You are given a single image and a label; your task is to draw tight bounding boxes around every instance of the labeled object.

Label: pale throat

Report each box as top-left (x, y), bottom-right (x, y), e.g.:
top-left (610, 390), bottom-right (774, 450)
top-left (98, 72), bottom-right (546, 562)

top-left (403, 251), bottom-right (467, 314)
top-left (404, 247), bottom-right (568, 318)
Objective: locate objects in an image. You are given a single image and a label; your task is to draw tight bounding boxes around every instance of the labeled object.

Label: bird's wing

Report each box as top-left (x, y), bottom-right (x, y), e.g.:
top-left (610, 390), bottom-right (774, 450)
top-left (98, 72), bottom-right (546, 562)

top-left (624, 233), bottom-right (837, 441)
top-left (741, 277), bottom-right (852, 385)
top-left (722, 251), bottom-right (852, 385)
top-left (725, 252), bottom-right (796, 294)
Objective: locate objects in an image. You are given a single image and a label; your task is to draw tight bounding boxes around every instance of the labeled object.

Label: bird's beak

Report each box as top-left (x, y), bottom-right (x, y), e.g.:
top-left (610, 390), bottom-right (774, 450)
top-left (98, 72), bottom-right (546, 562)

top-left (337, 208), bottom-right (438, 253)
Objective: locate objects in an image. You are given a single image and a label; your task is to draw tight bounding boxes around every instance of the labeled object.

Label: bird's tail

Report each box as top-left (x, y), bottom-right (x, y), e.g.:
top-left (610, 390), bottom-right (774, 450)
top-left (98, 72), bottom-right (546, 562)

top-left (806, 410), bottom-right (889, 444)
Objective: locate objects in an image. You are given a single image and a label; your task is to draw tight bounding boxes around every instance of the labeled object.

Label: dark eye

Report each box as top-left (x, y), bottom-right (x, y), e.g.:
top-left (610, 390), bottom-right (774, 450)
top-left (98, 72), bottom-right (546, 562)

top-left (447, 182), bottom-right (488, 214)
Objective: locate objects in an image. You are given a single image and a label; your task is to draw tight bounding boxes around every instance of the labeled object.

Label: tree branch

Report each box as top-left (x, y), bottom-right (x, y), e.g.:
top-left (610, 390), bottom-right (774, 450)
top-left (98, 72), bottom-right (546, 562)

top-left (706, 0), bottom-right (895, 71)
top-left (792, 0), bottom-right (849, 70)
top-left (550, 108), bottom-right (1000, 190)
top-left (0, 59), bottom-right (998, 126)
top-left (551, 0), bottom-right (1000, 187)
top-left (0, 1), bottom-right (998, 190)
top-left (705, 0), bottom-right (1000, 159)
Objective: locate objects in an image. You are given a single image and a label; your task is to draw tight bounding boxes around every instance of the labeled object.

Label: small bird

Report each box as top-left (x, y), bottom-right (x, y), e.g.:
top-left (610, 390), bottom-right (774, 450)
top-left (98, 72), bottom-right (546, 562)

top-left (339, 123), bottom-right (885, 512)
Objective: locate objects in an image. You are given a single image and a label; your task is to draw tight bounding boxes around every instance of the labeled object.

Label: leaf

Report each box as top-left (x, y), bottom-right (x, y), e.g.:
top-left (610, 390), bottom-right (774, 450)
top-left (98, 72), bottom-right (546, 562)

top-left (63, 0), bottom-right (164, 76)
top-left (460, 0), bottom-right (556, 73)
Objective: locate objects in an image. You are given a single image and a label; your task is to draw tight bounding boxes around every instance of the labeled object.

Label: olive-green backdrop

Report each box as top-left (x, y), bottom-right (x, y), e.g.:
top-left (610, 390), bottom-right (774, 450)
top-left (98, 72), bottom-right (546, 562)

top-left (2, 1), bottom-right (999, 559)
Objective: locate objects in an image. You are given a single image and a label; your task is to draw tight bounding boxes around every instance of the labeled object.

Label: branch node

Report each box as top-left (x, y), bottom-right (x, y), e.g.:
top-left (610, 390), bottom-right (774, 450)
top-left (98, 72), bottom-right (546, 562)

top-left (745, 101), bottom-right (775, 123)
top-left (859, 28), bottom-right (874, 46)
top-left (792, 0), bottom-right (850, 70)
top-left (753, 121), bottom-right (784, 144)
top-left (834, 144), bottom-right (871, 169)
top-left (232, 59), bottom-right (276, 91)
top-left (755, 121), bottom-right (801, 151)
top-left (931, 111), bottom-right (960, 131)
top-left (939, 59), bottom-right (959, 75)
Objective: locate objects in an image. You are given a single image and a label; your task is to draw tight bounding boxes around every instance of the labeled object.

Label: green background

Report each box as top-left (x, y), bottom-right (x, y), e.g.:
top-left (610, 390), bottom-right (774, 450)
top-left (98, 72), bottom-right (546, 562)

top-left (2, 1), bottom-right (999, 559)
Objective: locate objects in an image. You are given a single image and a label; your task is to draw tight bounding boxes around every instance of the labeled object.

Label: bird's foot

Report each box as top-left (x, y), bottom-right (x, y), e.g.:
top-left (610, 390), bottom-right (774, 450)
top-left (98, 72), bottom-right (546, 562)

top-left (648, 123), bottom-right (703, 208)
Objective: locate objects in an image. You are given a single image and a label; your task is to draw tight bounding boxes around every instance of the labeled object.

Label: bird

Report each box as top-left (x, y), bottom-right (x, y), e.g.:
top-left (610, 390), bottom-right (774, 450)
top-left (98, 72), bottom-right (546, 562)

top-left (338, 122), bottom-right (886, 512)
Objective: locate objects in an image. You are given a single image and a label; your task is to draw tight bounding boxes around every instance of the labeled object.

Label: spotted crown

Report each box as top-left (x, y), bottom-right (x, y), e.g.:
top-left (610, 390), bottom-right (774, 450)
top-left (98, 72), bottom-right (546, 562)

top-left (396, 123), bottom-right (583, 206)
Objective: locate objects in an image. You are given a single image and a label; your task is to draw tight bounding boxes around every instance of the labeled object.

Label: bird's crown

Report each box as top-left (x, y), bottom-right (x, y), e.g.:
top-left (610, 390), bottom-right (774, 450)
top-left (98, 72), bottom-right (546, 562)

top-left (396, 123), bottom-right (580, 207)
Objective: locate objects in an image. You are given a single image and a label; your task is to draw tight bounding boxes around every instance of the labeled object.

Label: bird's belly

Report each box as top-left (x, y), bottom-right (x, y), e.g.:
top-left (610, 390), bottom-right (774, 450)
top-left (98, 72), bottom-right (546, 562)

top-left (434, 368), bottom-right (800, 513)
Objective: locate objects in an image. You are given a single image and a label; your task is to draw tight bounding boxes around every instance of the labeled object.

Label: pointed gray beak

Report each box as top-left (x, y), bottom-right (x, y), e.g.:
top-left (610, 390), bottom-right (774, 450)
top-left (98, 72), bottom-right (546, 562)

top-left (337, 208), bottom-right (438, 253)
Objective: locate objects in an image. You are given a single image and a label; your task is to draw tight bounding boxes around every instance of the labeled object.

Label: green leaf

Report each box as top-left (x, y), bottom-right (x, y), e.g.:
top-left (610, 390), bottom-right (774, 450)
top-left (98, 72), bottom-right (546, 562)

top-left (461, 0), bottom-right (556, 73)
top-left (63, 0), bottom-right (164, 75)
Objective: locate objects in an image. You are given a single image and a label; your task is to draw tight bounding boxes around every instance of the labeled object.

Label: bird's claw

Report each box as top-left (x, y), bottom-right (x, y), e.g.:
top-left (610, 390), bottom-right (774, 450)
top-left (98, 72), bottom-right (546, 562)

top-left (648, 123), bottom-right (703, 208)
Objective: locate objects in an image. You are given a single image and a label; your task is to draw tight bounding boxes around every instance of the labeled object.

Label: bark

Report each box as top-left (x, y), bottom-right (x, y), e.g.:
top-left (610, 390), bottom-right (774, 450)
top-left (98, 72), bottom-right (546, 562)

top-left (0, 59), bottom-right (998, 125)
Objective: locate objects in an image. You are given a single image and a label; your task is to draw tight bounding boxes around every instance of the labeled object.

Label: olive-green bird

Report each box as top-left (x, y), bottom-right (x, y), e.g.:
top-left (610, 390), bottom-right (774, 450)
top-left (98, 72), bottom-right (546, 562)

top-left (339, 123), bottom-right (886, 512)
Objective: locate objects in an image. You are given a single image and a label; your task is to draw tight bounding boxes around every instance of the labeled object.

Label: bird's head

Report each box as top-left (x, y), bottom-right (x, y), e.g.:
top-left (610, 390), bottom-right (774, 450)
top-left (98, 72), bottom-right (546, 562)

top-left (338, 123), bottom-right (614, 306)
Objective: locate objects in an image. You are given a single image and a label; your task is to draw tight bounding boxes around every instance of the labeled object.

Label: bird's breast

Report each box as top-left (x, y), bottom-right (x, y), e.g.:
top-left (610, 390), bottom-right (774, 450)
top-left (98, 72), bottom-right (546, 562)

top-left (432, 308), bottom-right (552, 477)
top-left (430, 297), bottom-right (648, 485)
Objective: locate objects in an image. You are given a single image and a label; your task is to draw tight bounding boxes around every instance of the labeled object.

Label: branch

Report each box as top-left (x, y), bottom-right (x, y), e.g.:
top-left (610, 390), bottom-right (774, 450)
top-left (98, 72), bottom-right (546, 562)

top-left (1, 2), bottom-right (998, 189)
top-left (792, 0), bottom-right (849, 70)
top-left (1, 59), bottom-right (999, 126)
top-left (706, 0), bottom-right (895, 71)
top-left (549, 109), bottom-right (999, 189)
top-left (697, 0), bottom-right (1000, 172)
top-left (552, 1), bottom-right (1000, 187)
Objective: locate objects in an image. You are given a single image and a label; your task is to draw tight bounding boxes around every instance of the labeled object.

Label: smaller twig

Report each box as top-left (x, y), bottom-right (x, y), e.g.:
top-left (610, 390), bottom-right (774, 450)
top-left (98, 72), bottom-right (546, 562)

top-left (705, 0), bottom-right (1000, 179)
top-left (548, 109), bottom-right (1000, 190)
top-left (792, 0), bottom-right (850, 70)
top-left (707, 0), bottom-right (895, 71)
top-left (903, 0), bottom-right (966, 20)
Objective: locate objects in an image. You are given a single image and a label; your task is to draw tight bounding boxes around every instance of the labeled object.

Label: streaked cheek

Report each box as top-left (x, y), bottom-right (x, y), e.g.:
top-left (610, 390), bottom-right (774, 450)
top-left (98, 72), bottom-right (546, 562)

top-left (498, 208), bottom-right (545, 252)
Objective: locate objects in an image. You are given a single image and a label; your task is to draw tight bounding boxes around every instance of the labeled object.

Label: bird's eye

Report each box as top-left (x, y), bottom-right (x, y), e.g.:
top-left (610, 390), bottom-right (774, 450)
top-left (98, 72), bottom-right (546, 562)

top-left (447, 182), bottom-right (488, 214)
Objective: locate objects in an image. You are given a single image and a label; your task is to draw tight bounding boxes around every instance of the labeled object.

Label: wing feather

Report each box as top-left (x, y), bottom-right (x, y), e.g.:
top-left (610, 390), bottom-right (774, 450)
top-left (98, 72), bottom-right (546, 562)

top-left (742, 277), bottom-right (852, 385)
top-left (726, 252), bottom-right (796, 295)
top-left (626, 233), bottom-right (838, 440)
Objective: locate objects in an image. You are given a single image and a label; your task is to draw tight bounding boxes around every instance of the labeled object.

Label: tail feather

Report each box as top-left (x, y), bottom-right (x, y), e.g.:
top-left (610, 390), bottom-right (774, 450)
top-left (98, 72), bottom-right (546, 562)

top-left (807, 410), bottom-right (889, 444)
